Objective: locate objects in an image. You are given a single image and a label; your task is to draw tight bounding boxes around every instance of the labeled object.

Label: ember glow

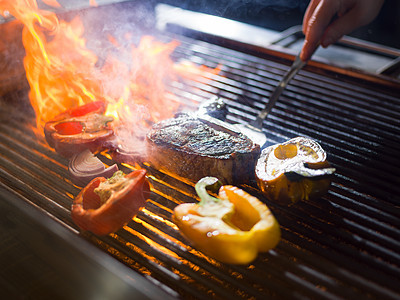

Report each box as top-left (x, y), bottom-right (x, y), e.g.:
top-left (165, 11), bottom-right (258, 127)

top-left (0, 0), bottom-right (220, 150)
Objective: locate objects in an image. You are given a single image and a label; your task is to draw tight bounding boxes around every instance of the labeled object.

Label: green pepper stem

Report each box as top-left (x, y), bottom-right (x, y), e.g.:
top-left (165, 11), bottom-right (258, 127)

top-left (195, 177), bottom-right (222, 206)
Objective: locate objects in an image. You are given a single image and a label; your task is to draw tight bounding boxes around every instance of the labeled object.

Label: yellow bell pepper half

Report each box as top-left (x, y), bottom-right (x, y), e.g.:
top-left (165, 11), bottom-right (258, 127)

top-left (173, 177), bottom-right (281, 265)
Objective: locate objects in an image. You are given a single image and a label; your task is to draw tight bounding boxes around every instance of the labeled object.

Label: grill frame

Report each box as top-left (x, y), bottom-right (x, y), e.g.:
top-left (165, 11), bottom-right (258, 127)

top-left (1, 2), bottom-right (400, 299)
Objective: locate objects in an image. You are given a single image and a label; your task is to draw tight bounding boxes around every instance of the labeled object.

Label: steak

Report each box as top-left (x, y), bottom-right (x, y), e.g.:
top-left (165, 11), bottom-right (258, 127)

top-left (146, 113), bottom-right (261, 185)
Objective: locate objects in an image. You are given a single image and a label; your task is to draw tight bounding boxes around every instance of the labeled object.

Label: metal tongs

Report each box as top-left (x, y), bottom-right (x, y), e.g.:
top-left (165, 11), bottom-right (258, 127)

top-left (235, 52), bottom-right (310, 148)
top-left (254, 55), bottom-right (306, 129)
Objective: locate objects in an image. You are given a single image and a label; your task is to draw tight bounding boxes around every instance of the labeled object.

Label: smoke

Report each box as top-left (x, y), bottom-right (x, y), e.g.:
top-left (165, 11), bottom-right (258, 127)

top-left (160, 0), bottom-right (308, 30)
top-left (219, 0), bottom-right (307, 11)
top-left (162, 0), bottom-right (308, 15)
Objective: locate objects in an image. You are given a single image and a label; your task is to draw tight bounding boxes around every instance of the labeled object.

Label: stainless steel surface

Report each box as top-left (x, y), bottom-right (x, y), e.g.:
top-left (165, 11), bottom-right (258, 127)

top-left (155, 4), bottom-right (281, 50)
top-left (156, 4), bottom-right (400, 80)
top-left (271, 26), bottom-right (400, 78)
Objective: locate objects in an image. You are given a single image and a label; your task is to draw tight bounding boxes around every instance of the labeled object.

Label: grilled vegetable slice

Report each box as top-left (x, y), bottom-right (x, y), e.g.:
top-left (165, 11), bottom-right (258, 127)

top-left (44, 101), bottom-right (114, 157)
top-left (71, 169), bottom-right (150, 235)
top-left (68, 149), bottom-right (118, 187)
top-left (173, 177), bottom-right (281, 264)
top-left (255, 137), bottom-right (335, 205)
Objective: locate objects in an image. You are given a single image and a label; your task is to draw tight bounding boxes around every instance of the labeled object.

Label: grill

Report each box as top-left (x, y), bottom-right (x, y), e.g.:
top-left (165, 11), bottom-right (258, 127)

top-left (1, 2), bottom-right (400, 299)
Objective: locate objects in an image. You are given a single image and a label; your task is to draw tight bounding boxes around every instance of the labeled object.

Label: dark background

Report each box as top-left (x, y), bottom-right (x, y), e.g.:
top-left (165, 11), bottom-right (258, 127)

top-left (157, 0), bottom-right (400, 49)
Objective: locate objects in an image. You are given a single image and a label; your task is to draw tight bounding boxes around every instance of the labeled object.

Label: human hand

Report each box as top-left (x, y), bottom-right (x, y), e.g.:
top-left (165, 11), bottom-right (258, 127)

top-left (300, 0), bottom-right (385, 61)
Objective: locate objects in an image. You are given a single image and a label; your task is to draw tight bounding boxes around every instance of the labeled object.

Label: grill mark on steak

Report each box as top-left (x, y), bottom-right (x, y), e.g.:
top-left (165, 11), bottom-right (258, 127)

top-left (146, 113), bottom-right (261, 185)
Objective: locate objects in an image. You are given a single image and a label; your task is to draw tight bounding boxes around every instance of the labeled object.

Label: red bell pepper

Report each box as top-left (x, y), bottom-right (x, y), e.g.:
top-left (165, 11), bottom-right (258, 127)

top-left (44, 101), bottom-right (114, 157)
top-left (71, 169), bottom-right (150, 235)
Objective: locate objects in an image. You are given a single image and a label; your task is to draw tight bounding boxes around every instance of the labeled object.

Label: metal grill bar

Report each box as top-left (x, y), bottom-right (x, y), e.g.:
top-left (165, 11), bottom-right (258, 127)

top-left (164, 32), bottom-right (400, 298)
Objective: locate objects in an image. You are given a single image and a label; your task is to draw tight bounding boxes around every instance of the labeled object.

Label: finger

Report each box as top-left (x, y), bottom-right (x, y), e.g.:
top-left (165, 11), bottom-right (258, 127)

top-left (300, 39), bottom-right (315, 61)
top-left (301, 0), bottom-right (340, 61)
top-left (305, 0), bottom-right (341, 42)
top-left (302, 0), bottom-right (320, 34)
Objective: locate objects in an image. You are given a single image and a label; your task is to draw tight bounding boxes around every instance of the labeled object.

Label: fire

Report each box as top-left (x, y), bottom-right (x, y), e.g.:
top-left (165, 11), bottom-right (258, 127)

top-left (0, 0), bottom-right (220, 138)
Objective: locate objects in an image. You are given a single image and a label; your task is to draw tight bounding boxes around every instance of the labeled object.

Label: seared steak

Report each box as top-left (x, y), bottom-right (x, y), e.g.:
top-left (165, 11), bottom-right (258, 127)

top-left (146, 113), bottom-right (260, 185)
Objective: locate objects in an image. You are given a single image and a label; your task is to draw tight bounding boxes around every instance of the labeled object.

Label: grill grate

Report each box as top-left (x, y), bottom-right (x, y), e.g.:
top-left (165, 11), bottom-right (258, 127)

top-left (1, 7), bottom-right (400, 300)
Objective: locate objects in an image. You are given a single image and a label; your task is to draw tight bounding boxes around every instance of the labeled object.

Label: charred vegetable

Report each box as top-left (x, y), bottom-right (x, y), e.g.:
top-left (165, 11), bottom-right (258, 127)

top-left (68, 149), bottom-right (118, 187)
top-left (255, 137), bottom-right (335, 205)
top-left (71, 169), bottom-right (150, 235)
top-left (173, 177), bottom-right (281, 264)
top-left (44, 101), bottom-right (114, 157)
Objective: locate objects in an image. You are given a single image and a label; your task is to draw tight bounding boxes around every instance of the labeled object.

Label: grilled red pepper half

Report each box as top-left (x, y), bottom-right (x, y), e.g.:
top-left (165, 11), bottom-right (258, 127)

top-left (44, 101), bottom-right (114, 157)
top-left (71, 169), bottom-right (150, 235)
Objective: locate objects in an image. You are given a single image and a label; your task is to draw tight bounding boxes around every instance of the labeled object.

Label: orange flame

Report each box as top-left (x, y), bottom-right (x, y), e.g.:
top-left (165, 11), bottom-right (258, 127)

top-left (0, 0), bottom-right (220, 136)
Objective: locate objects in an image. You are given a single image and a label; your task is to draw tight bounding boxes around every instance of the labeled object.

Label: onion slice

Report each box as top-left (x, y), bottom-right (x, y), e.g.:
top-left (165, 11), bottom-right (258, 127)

top-left (108, 141), bottom-right (147, 165)
top-left (69, 149), bottom-right (118, 186)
